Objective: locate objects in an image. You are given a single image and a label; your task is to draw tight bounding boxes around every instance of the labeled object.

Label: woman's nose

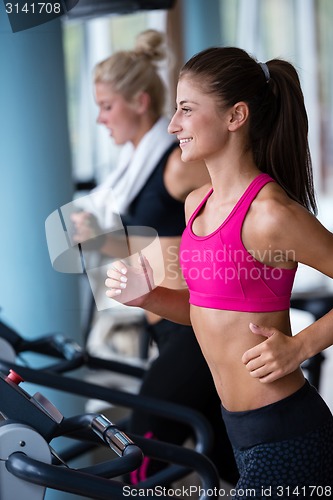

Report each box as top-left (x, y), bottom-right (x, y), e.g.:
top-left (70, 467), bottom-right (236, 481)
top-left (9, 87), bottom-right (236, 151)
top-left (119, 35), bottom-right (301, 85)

top-left (168, 113), bottom-right (180, 135)
top-left (96, 110), bottom-right (105, 124)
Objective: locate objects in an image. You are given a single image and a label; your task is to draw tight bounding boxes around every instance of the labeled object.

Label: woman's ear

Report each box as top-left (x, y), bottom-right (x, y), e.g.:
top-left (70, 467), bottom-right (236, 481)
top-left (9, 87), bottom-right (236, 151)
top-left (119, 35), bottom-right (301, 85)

top-left (228, 102), bottom-right (249, 131)
top-left (133, 91), bottom-right (151, 114)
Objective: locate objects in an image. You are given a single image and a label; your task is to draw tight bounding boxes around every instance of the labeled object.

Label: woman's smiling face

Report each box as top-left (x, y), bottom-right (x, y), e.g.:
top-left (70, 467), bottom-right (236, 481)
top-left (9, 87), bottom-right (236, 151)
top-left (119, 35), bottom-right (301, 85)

top-left (168, 75), bottom-right (231, 163)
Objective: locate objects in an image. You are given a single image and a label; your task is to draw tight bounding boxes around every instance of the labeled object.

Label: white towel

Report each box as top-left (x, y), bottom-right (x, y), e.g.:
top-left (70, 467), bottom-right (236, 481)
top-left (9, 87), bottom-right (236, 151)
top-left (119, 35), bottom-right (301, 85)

top-left (87, 116), bottom-right (176, 228)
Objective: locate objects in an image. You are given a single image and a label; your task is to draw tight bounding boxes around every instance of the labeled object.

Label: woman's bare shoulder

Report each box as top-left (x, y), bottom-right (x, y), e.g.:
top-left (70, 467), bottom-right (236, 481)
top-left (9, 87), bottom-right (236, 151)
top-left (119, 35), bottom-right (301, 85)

top-left (247, 181), bottom-right (325, 263)
top-left (251, 181), bottom-right (311, 233)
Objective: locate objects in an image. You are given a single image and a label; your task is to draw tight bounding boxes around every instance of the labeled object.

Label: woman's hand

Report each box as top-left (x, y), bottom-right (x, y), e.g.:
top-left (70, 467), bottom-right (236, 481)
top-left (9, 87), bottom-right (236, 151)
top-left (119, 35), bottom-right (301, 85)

top-left (71, 211), bottom-right (101, 243)
top-left (242, 323), bottom-right (303, 383)
top-left (105, 253), bottom-right (155, 307)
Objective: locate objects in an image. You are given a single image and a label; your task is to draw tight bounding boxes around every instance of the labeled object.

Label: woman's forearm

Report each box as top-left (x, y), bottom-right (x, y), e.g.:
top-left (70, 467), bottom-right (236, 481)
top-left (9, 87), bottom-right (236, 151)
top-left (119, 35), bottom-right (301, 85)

top-left (296, 308), bottom-right (333, 362)
top-left (143, 286), bottom-right (191, 325)
top-left (105, 257), bottom-right (191, 325)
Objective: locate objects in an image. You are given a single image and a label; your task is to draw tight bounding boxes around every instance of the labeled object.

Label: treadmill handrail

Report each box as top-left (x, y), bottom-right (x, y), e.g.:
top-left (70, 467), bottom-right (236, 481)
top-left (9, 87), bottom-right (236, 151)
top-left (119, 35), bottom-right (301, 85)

top-left (0, 360), bottom-right (213, 456)
top-left (6, 440), bottom-right (219, 500)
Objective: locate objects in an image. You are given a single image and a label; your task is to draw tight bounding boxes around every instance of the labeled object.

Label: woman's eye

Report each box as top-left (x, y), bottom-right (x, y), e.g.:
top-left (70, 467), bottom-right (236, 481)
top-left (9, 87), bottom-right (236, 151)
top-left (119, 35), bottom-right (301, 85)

top-left (182, 107), bottom-right (191, 114)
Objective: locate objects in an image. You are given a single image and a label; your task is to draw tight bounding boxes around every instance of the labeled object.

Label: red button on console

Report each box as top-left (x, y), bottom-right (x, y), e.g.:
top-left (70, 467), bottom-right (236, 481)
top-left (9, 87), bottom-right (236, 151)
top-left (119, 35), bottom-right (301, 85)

top-left (5, 369), bottom-right (24, 385)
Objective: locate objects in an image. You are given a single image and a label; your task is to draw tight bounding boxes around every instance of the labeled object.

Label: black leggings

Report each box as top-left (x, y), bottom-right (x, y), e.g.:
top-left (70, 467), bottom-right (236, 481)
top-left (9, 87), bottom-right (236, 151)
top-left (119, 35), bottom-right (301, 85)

top-left (128, 318), bottom-right (238, 484)
top-left (221, 381), bottom-right (333, 498)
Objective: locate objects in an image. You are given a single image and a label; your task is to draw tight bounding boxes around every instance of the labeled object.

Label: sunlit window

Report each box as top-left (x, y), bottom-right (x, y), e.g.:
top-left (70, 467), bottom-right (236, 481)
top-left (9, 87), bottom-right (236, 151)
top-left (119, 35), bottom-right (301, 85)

top-left (219, 0), bottom-right (333, 198)
top-left (62, 1), bottom-right (333, 204)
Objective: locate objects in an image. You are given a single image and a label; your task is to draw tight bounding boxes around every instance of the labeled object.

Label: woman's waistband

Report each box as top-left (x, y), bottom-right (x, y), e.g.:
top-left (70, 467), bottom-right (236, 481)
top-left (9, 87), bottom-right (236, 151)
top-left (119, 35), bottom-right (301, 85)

top-left (221, 380), bottom-right (333, 450)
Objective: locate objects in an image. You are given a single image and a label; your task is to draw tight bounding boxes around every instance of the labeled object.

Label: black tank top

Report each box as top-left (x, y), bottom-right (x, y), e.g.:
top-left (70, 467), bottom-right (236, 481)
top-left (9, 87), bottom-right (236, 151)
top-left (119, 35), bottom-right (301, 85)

top-left (122, 143), bottom-right (186, 236)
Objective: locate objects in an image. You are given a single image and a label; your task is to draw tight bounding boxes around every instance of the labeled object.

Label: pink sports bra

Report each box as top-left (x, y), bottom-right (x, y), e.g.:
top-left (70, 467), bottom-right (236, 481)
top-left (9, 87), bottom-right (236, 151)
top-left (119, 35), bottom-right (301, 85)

top-left (179, 173), bottom-right (297, 312)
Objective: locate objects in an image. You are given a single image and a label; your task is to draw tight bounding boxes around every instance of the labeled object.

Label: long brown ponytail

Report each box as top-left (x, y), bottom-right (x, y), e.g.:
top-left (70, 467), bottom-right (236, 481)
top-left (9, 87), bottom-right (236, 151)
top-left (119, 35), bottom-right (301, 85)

top-left (180, 47), bottom-right (317, 214)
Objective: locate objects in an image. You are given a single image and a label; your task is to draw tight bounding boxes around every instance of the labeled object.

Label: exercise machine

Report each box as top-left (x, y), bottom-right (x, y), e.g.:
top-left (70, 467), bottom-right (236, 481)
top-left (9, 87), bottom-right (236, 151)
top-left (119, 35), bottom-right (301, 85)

top-left (0, 320), bottom-right (221, 497)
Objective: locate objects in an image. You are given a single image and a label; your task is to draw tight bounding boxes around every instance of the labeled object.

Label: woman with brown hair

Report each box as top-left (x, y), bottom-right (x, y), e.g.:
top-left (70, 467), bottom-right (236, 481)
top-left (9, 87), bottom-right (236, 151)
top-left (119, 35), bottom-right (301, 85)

top-left (106, 46), bottom-right (333, 495)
